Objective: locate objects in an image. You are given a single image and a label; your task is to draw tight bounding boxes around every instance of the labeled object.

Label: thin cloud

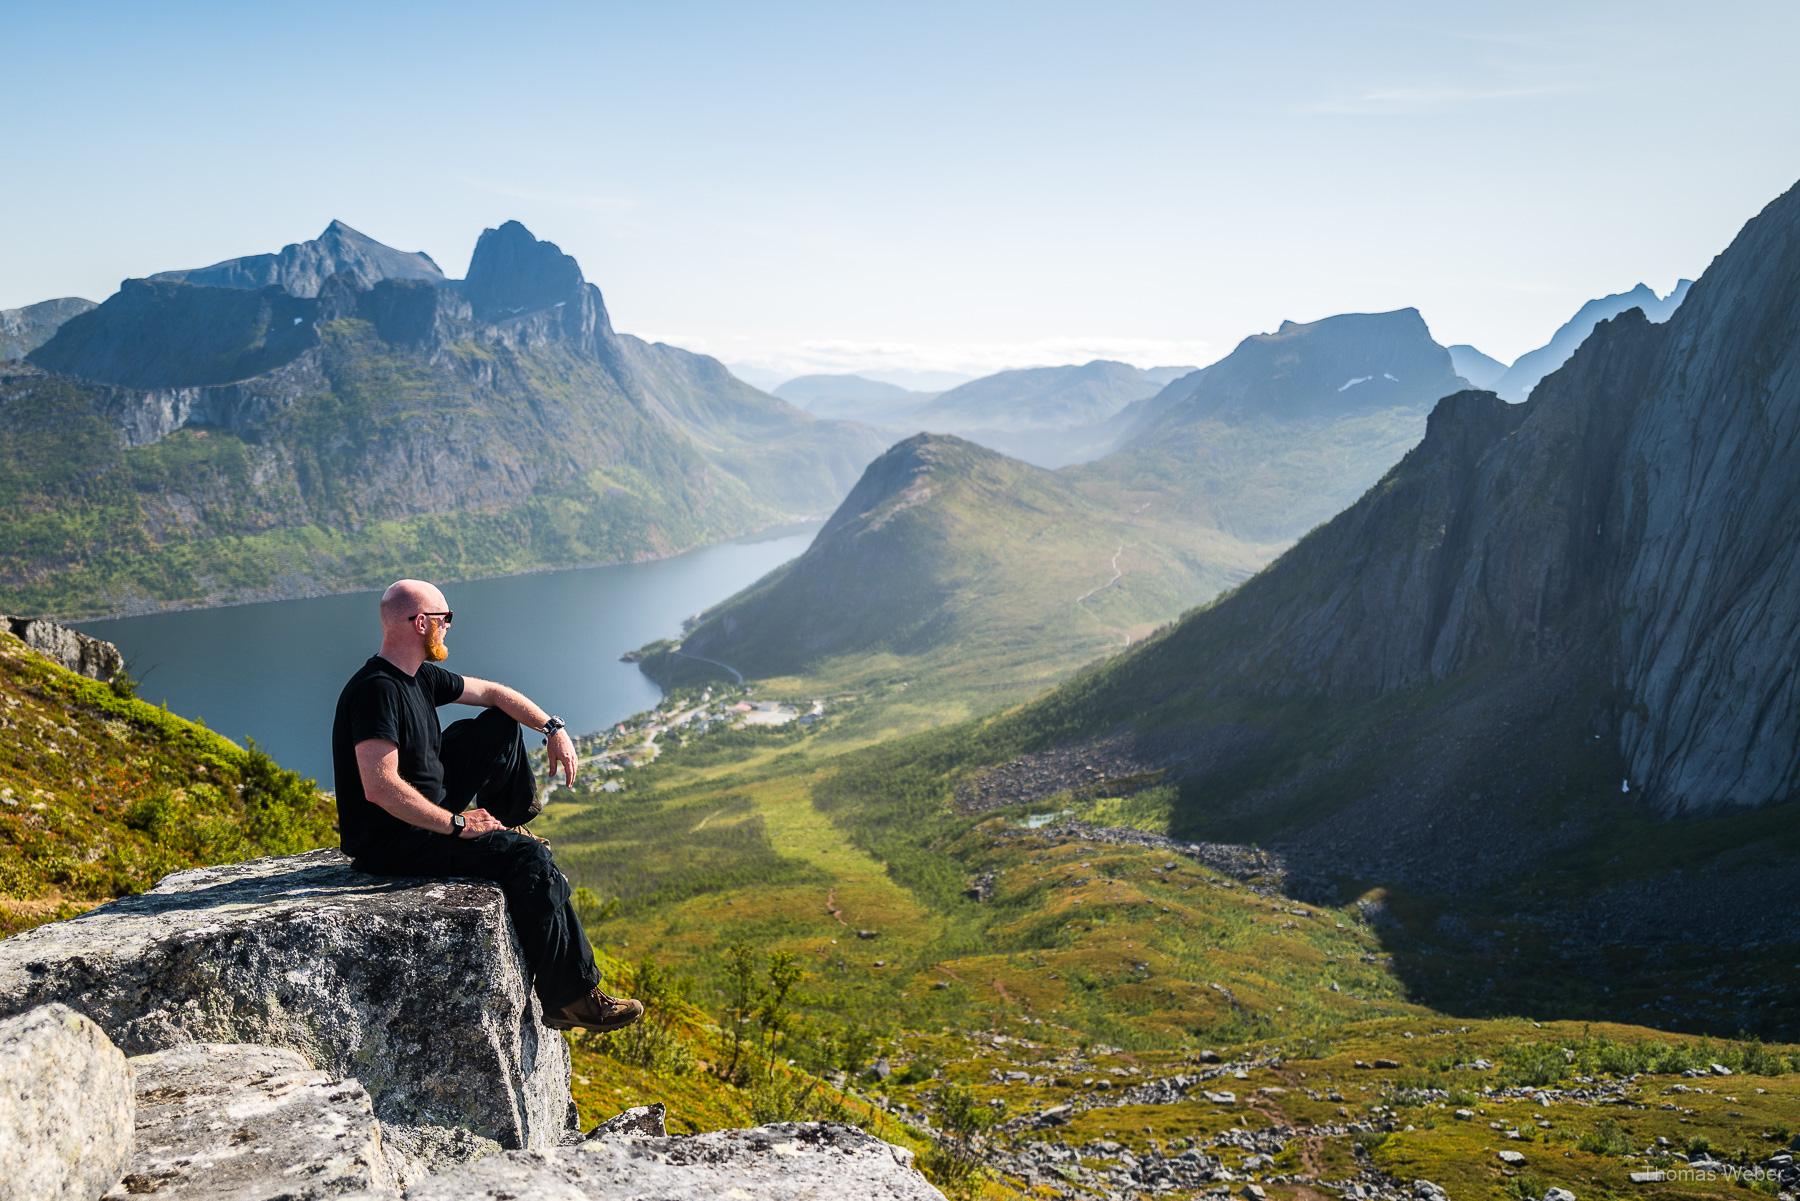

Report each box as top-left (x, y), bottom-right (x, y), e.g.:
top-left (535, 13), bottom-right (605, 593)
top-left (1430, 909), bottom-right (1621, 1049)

top-left (455, 177), bottom-right (638, 214)
top-left (1300, 81), bottom-right (1582, 115)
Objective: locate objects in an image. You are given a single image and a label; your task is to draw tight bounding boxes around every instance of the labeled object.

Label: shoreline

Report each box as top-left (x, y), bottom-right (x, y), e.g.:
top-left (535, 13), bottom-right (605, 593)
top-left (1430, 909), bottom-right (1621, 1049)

top-left (67, 518), bottom-right (825, 628)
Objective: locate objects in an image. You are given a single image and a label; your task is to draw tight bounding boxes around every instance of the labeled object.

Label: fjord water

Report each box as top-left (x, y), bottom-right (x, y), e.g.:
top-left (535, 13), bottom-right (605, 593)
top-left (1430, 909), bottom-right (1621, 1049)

top-left (80, 525), bottom-right (820, 783)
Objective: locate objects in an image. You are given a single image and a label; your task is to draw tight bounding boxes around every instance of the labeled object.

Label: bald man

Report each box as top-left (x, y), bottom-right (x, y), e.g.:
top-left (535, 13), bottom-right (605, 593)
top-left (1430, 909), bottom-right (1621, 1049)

top-left (330, 578), bottom-right (642, 1034)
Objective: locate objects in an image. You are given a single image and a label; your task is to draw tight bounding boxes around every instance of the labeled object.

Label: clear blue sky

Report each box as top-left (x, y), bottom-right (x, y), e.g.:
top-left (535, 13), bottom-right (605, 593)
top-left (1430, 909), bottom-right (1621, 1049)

top-left (4, 0), bottom-right (1795, 379)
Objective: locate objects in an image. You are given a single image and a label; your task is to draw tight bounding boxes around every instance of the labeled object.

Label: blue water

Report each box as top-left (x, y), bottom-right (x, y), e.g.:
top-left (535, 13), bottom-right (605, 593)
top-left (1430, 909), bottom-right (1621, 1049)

top-left (79, 525), bottom-right (818, 783)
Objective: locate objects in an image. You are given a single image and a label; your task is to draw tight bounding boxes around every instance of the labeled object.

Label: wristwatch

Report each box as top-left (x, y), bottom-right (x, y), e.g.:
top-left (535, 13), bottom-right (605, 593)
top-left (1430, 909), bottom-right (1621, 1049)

top-left (542, 715), bottom-right (567, 737)
top-left (448, 813), bottom-right (466, 838)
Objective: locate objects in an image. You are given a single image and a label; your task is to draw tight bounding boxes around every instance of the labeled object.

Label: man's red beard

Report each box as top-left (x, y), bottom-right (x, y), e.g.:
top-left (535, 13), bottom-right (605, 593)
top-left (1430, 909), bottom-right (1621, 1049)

top-left (424, 626), bottom-right (450, 662)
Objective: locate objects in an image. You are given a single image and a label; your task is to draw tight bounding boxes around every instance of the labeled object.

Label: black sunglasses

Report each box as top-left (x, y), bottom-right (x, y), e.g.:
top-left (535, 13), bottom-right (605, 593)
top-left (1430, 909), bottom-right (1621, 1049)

top-left (412, 610), bottom-right (453, 625)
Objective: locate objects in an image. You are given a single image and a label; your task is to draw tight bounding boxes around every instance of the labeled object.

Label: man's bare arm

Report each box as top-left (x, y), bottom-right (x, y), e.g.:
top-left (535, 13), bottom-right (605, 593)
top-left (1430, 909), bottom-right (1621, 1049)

top-left (457, 677), bottom-right (552, 727)
top-left (354, 739), bottom-right (502, 838)
top-left (456, 677), bottom-right (579, 786)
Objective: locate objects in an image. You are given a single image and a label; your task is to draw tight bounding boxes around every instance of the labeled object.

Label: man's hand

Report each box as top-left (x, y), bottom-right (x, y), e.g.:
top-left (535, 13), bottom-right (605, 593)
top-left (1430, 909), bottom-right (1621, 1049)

top-left (547, 729), bottom-right (579, 787)
top-left (457, 807), bottom-right (504, 838)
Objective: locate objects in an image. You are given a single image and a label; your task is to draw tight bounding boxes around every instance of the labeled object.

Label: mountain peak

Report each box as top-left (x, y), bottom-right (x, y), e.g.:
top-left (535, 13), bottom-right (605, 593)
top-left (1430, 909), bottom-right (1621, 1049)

top-left (148, 223), bottom-right (444, 297)
top-left (462, 221), bottom-right (587, 320)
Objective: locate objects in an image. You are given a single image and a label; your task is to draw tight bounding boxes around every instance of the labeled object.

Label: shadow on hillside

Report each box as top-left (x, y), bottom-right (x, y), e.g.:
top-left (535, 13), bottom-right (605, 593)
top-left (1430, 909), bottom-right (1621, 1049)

top-left (1356, 886), bottom-right (1800, 1043)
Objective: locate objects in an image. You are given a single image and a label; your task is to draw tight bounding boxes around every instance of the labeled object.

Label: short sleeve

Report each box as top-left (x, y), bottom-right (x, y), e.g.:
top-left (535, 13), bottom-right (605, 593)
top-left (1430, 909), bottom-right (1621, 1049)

top-left (421, 663), bottom-right (465, 706)
top-left (349, 677), bottom-right (403, 747)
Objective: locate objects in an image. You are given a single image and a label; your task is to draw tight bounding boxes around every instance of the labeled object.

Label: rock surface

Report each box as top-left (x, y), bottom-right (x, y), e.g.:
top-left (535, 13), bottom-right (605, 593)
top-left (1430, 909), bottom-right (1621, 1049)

top-left (149, 219), bottom-right (446, 298)
top-left (1, 613), bottom-right (125, 680)
top-left (104, 1042), bottom-right (396, 1200)
top-left (0, 850), bottom-right (573, 1148)
top-left (0, 1003), bottom-right (135, 1201)
top-left (407, 1123), bottom-right (946, 1200)
top-left (586, 1103), bottom-right (668, 1140)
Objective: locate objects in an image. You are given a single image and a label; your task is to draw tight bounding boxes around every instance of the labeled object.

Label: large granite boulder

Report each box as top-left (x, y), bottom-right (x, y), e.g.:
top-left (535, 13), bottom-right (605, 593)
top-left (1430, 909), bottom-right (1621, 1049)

top-left (0, 1003), bottom-right (135, 1201)
top-left (104, 1043), bottom-right (396, 1200)
top-left (0, 850), bottom-right (572, 1148)
top-left (406, 1123), bottom-right (947, 1200)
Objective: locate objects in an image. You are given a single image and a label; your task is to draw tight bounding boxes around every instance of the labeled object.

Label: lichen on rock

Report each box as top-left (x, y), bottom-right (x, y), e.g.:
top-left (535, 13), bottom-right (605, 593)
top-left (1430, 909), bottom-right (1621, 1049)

top-left (0, 1003), bottom-right (135, 1201)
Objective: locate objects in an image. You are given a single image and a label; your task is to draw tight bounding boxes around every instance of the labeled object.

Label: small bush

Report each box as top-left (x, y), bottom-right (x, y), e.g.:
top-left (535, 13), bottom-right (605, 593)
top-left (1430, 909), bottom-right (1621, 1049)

top-left (1578, 1118), bottom-right (1635, 1157)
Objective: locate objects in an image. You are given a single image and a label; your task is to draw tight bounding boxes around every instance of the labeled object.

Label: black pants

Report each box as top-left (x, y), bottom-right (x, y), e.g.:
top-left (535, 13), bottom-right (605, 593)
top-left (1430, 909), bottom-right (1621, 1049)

top-left (355, 708), bottom-right (600, 1011)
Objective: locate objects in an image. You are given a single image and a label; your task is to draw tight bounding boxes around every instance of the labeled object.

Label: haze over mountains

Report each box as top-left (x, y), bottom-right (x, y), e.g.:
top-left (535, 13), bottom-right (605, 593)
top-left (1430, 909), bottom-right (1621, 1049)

top-left (0, 220), bottom-right (886, 617)
top-left (651, 308), bottom-right (1483, 702)
top-left (1492, 279), bottom-right (1692, 400)
top-left (774, 360), bottom-right (1194, 467)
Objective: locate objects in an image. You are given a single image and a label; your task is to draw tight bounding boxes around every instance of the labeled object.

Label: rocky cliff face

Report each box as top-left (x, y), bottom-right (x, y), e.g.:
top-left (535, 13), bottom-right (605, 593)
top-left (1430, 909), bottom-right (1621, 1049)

top-left (0, 853), bottom-right (943, 1200)
top-left (461, 219), bottom-right (589, 323)
top-left (30, 279), bottom-right (320, 389)
top-left (980, 178), bottom-right (1800, 887)
top-left (1613, 192), bottom-right (1800, 813)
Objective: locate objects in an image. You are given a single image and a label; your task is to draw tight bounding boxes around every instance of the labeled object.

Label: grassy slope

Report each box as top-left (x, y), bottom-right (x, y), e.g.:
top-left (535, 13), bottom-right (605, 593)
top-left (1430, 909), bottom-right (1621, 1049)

top-left (0, 629), bottom-right (336, 934)
top-left (638, 435), bottom-right (1274, 734)
top-left (538, 721), bottom-right (1800, 1199)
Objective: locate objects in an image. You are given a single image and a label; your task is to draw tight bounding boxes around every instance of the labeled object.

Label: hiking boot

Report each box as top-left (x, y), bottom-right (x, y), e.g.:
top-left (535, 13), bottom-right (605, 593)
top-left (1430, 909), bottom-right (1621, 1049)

top-left (544, 987), bottom-right (644, 1032)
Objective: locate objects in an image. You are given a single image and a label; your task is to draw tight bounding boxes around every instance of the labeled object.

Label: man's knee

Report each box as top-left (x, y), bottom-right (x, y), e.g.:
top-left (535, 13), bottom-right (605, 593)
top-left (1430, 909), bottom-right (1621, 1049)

top-left (490, 833), bottom-right (566, 895)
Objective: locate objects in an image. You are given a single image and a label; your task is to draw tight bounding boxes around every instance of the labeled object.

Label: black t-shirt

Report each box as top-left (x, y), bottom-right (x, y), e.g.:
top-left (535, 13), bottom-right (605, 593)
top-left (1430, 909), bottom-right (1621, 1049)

top-left (331, 655), bottom-right (465, 858)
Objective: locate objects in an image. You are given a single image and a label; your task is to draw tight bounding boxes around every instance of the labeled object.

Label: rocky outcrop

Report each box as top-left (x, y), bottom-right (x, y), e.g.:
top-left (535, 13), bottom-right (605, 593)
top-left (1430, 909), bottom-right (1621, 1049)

top-left (2, 614), bottom-right (124, 680)
top-left (0, 853), bottom-right (944, 1200)
top-left (106, 1043), bottom-right (398, 1199)
top-left (408, 1123), bottom-right (944, 1201)
top-left (0, 1004), bottom-right (135, 1201)
top-left (149, 219), bottom-right (446, 297)
top-left (0, 851), bottom-right (573, 1148)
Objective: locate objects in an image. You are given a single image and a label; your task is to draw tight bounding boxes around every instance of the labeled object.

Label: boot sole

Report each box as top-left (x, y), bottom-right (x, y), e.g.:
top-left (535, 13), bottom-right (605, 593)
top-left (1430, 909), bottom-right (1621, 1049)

top-left (543, 1008), bottom-right (645, 1033)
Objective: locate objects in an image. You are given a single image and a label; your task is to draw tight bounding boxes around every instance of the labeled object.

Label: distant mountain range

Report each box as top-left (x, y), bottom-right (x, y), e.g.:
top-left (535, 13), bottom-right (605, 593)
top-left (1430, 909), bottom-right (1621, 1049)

top-left (1074, 308), bottom-right (1470, 543)
top-left (773, 373), bottom-right (936, 421)
top-left (954, 179), bottom-right (1800, 914)
top-left (647, 309), bottom-right (1476, 702)
top-left (0, 297), bottom-right (95, 361)
top-left (1, 221), bottom-right (886, 617)
top-left (919, 360), bottom-right (1185, 431)
top-left (1446, 343), bottom-right (1506, 389)
top-left (775, 361), bottom-right (1196, 468)
top-left (1493, 280), bottom-right (1691, 400)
